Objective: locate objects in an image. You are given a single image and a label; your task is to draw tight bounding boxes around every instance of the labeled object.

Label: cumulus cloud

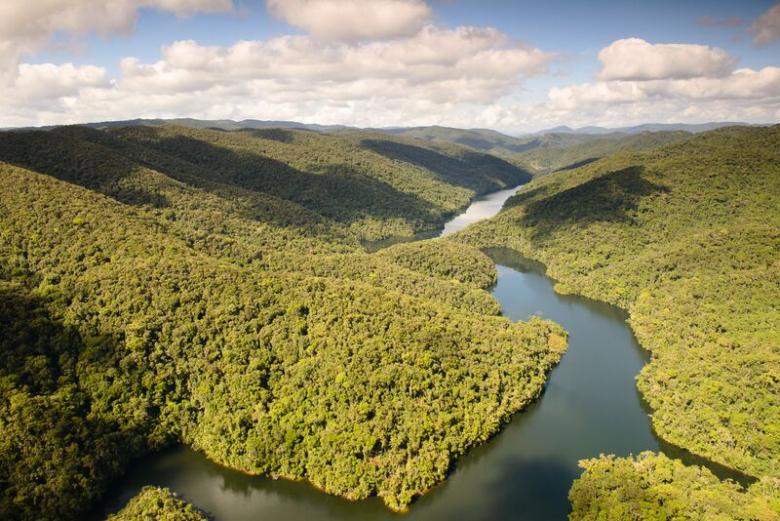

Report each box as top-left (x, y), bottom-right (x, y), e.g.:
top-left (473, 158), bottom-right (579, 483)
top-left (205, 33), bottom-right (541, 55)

top-left (598, 38), bottom-right (736, 81)
top-left (114, 25), bottom-right (551, 109)
top-left (551, 67), bottom-right (780, 108)
top-left (466, 36), bottom-right (780, 132)
top-left (508, 64), bottom-right (780, 132)
top-left (0, 0), bottom-right (233, 77)
top-left (266, 0), bottom-right (432, 40)
top-left (749, 2), bottom-right (780, 45)
top-left (0, 16), bottom-right (777, 134)
top-left (0, 25), bottom-right (554, 129)
top-left (14, 63), bottom-right (110, 100)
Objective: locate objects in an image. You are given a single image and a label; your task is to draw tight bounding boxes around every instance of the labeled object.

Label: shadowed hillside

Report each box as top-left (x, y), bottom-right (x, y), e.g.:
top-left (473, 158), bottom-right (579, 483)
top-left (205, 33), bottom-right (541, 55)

top-left (453, 125), bottom-right (780, 517)
top-left (0, 125), bottom-right (563, 520)
top-left (513, 131), bottom-right (690, 174)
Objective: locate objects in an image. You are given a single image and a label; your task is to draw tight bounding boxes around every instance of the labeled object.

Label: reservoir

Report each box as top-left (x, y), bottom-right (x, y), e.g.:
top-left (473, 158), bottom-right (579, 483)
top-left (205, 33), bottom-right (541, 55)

top-left (94, 184), bottom-right (747, 520)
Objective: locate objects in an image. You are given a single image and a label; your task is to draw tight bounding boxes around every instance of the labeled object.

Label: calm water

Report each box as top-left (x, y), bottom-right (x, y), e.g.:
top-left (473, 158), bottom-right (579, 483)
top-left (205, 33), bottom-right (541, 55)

top-left (93, 188), bottom-right (748, 520)
top-left (362, 184), bottom-right (521, 252)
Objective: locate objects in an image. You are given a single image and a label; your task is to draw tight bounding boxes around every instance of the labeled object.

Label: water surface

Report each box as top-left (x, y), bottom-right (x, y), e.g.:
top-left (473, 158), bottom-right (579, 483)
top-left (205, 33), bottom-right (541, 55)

top-left (93, 187), bottom-right (748, 520)
top-left (362, 184), bottom-right (521, 251)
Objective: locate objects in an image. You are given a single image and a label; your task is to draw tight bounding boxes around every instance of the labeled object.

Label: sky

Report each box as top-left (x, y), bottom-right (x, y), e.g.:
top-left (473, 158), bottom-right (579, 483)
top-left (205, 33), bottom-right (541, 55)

top-left (1, 0), bottom-right (779, 133)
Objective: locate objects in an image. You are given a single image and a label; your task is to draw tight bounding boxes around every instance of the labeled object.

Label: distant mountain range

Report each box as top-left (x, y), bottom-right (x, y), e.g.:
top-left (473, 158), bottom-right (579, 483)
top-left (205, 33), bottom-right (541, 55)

top-left (4, 118), bottom-right (762, 138)
top-left (3, 118), bottom-right (768, 176)
top-left (80, 118), bottom-right (352, 133)
top-left (532, 122), bottom-right (756, 135)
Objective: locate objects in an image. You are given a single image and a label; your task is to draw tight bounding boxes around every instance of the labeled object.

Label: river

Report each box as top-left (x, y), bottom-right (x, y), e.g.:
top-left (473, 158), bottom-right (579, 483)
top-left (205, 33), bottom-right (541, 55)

top-left (93, 184), bottom-right (748, 520)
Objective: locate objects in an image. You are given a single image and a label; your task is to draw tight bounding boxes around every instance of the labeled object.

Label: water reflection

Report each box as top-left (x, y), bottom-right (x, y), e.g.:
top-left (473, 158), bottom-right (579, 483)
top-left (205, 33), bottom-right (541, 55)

top-left (94, 247), bottom-right (673, 521)
top-left (93, 195), bottom-right (752, 521)
top-left (440, 186), bottom-right (520, 237)
top-left (362, 185), bottom-right (521, 252)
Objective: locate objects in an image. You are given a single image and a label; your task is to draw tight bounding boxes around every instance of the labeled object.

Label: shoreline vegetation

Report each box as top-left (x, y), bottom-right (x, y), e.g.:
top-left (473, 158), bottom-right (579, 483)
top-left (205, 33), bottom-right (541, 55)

top-left (106, 486), bottom-right (210, 521)
top-left (0, 125), bottom-right (563, 519)
top-left (2, 121), bottom-right (777, 520)
top-left (452, 125), bottom-right (780, 518)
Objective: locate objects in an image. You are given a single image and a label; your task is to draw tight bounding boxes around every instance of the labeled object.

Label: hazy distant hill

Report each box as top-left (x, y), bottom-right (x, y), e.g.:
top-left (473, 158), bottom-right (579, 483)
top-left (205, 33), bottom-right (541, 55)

top-left (4, 119), bottom-right (757, 170)
top-left (514, 131), bottom-right (691, 174)
top-left (379, 125), bottom-right (539, 153)
top-left (385, 125), bottom-right (693, 175)
top-left (3, 118), bottom-right (760, 180)
top-left (80, 118), bottom-right (351, 133)
top-left (533, 121), bottom-right (755, 135)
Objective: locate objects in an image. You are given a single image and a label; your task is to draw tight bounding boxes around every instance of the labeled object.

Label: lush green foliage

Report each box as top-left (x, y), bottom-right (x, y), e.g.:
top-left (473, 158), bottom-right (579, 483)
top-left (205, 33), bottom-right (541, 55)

top-left (569, 453), bottom-right (780, 520)
top-left (107, 487), bottom-right (208, 521)
top-left (378, 240), bottom-right (497, 288)
top-left (381, 125), bottom-right (545, 154)
top-left (389, 126), bottom-right (690, 177)
top-left (0, 125), bottom-right (562, 519)
top-left (514, 131), bottom-right (689, 174)
top-left (0, 125), bottom-right (530, 243)
top-left (455, 126), bottom-right (780, 481)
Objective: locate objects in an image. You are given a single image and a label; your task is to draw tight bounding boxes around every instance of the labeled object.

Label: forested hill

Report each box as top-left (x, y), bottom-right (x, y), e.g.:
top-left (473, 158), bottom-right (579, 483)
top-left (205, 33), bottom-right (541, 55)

top-left (0, 124), bottom-right (560, 520)
top-left (0, 125), bottom-right (531, 242)
top-left (512, 130), bottom-right (690, 174)
top-left (454, 125), bottom-right (780, 516)
top-left (382, 125), bottom-right (691, 175)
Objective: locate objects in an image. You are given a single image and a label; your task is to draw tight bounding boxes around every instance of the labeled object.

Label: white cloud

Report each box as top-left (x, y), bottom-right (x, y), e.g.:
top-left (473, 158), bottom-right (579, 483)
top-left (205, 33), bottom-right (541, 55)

top-left (0, 25), bottom-right (554, 129)
top-left (266, 0), bottom-right (432, 40)
top-left (749, 2), bottom-right (780, 45)
top-left (0, 0), bottom-right (233, 78)
top-left (511, 65), bottom-right (780, 131)
top-left (0, 21), bottom-right (778, 133)
top-left (551, 67), bottom-right (780, 107)
top-left (113, 26), bottom-right (551, 101)
top-left (14, 63), bottom-right (110, 99)
top-left (598, 38), bottom-right (735, 81)
top-left (487, 37), bottom-right (780, 132)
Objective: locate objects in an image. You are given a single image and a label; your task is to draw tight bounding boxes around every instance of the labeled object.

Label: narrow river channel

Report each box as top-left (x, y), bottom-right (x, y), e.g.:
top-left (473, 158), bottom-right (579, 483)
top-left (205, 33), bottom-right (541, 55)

top-left (93, 184), bottom-right (747, 520)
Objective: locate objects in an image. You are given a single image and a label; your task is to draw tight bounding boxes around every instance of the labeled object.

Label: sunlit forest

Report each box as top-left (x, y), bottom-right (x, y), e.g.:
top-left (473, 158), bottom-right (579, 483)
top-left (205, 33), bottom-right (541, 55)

top-left (106, 487), bottom-right (208, 521)
top-left (0, 125), bottom-right (561, 519)
top-left (3, 0), bottom-right (780, 518)
top-left (1, 120), bottom-right (779, 520)
top-left (455, 125), bottom-right (780, 518)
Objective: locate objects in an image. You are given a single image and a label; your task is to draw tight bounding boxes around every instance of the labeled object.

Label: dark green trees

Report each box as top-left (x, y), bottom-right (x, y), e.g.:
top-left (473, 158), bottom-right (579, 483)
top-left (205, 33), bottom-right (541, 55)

top-left (0, 126), bottom-right (559, 519)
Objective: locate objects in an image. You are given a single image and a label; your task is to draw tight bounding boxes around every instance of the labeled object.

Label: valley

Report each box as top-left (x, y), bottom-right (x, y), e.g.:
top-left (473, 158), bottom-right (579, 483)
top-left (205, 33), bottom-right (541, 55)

top-left (1, 122), bottom-right (778, 520)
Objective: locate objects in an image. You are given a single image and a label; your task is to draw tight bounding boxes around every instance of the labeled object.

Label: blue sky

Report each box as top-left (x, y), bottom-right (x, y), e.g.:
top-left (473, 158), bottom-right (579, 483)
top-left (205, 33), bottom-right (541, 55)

top-left (3, 0), bottom-right (779, 131)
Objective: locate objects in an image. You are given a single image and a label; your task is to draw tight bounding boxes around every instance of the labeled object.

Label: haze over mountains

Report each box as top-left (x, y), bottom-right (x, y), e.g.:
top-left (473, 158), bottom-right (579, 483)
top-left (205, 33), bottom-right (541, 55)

top-left (5, 117), bottom-right (753, 177)
top-left (5, 117), bottom-right (752, 137)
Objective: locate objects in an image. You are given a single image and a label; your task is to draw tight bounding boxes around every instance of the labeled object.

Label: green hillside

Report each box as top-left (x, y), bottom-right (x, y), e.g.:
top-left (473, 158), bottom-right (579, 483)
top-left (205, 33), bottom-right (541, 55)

top-left (513, 131), bottom-right (690, 174)
top-left (0, 125), bottom-right (530, 243)
top-left (569, 453), bottom-right (779, 520)
top-left (0, 126), bottom-right (560, 520)
top-left (384, 125), bottom-right (541, 154)
top-left (384, 126), bottom-right (689, 178)
top-left (107, 487), bottom-right (207, 521)
top-left (453, 126), bottom-right (780, 509)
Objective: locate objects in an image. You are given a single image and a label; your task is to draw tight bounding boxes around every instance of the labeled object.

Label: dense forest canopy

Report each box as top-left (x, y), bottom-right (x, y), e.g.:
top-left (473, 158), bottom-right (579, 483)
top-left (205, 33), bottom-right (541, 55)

top-left (106, 487), bottom-right (208, 521)
top-left (2, 121), bottom-right (777, 520)
top-left (454, 125), bottom-right (780, 516)
top-left (0, 125), bottom-right (559, 519)
top-left (512, 131), bottom-right (691, 174)
top-left (0, 125), bottom-right (531, 243)
top-left (383, 125), bottom-right (694, 176)
top-left (569, 453), bottom-right (779, 520)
